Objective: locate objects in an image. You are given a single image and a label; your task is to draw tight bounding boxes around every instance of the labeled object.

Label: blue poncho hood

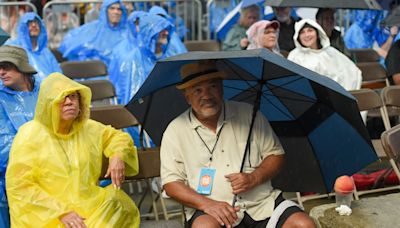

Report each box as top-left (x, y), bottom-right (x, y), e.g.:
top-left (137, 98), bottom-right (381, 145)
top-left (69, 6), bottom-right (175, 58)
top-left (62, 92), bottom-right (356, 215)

top-left (58, 0), bottom-right (128, 65)
top-left (6, 13), bottom-right (61, 82)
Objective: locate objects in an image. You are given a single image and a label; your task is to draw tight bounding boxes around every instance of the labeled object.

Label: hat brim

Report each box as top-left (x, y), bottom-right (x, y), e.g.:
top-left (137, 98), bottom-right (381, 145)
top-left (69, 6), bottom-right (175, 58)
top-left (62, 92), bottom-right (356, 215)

top-left (176, 71), bottom-right (226, 90)
top-left (0, 57), bottom-right (37, 74)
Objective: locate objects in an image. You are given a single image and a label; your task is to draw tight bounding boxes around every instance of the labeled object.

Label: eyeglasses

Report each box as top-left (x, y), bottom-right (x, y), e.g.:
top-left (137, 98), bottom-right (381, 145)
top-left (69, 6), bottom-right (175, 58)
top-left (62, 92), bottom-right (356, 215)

top-left (0, 62), bottom-right (16, 71)
top-left (63, 92), bottom-right (80, 102)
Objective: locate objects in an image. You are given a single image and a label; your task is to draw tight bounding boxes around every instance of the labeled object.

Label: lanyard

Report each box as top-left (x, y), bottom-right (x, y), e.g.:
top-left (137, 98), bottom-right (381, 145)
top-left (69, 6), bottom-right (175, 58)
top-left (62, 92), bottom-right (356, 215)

top-left (190, 104), bottom-right (226, 163)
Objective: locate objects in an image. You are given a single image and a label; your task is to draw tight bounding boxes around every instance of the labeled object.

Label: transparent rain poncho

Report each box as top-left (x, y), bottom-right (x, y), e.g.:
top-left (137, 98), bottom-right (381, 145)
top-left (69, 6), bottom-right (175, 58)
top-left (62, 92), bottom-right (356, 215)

top-left (0, 81), bottom-right (39, 228)
top-left (5, 12), bottom-right (62, 82)
top-left (108, 12), bottom-right (146, 105)
top-left (6, 73), bottom-right (140, 227)
top-left (58, 0), bottom-right (128, 66)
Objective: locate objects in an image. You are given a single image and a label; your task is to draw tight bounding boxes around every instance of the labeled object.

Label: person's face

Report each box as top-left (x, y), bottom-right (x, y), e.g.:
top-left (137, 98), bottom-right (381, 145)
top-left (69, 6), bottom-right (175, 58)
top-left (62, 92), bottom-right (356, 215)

top-left (59, 92), bottom-right (80, 122)
top-left (184, 79), bottom-right (223, 120)
top-left (274, 7), bottom-right (291, 23)
top-left (28, 19), bottom-right (40, 38)
top-left (299, 27), bottom-right (319, 49)
top-left (157, 29), bottom-right (169, 45)
top-left (317, 11), bottom-right (334, 36)
top-left (0, 62), bottom-right (26, 90)
top-left (261, 26), bottom-right (278, 50)
top-left (240, 10), bottom-right (260, 28)
top-left (107, 3), bottom-right (122, 26)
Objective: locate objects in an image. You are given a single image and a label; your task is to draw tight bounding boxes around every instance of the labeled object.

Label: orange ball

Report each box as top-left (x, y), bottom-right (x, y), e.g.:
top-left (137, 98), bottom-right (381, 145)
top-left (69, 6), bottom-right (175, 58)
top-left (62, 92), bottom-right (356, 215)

top-left (334, 175), bottom-right (354, 194)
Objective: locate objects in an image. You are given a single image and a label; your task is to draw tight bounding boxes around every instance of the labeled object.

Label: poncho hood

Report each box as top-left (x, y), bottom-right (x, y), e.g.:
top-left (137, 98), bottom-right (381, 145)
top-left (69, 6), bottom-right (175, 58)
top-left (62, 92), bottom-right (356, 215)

top-left (99, 0), bottom-right (128, 30)
top-left (293, 19), bottom-right (330, 51)
top-left (16, 12), bottom-right (47, 52)
top-left (34, 73), bottom-right (91, 138)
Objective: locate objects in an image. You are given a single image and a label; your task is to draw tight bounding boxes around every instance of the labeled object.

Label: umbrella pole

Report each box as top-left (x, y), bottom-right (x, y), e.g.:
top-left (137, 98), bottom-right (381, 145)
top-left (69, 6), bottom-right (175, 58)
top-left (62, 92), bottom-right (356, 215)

top-left (139, 95), bottom-right (154, 149)
top-left (232, 88), bottom-right (262, 206)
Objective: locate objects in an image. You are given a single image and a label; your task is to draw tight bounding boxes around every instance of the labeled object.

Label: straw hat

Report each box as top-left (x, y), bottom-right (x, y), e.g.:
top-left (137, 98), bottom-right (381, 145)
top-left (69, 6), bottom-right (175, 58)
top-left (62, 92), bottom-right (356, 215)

top-left (176, 60), bottom-right (226, 90)
top-left (0, 45), bottom-right (37, 74)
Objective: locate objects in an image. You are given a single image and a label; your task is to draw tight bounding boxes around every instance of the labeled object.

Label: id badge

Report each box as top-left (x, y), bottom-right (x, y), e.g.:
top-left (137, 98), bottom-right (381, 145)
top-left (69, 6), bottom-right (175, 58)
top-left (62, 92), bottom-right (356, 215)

top-left (196, 167), bottom-right (216, 195)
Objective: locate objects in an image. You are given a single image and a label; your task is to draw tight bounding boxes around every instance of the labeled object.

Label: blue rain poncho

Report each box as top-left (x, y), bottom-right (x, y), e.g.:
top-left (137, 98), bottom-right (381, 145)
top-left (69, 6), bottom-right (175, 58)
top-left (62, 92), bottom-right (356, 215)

top-left (139, 14), bottom-right (187, 69)
top-left (148, 6), bottom-right (187, 54)
top-left (58, 0), bottom-right (128, 66)
top-left (5, 13), bottom-right (61, 82)
top-left (344, 10), bottom-right (384, 48)
top-left (6, 73), bottom-right (139, 227)
top-left (0, 81), bottom-right (39, 228)
top-left (149, 5), bottom-right (188, 40)
top-left (109, 12), bottom-right (145, 105)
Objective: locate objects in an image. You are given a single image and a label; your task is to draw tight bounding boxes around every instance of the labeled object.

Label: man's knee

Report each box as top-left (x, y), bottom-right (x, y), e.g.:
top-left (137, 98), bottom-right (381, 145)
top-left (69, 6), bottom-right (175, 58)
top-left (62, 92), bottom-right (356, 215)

top-left (282, 212), bottom-right (316, 228)
top-left (192, 214), bottom-right (221, 228)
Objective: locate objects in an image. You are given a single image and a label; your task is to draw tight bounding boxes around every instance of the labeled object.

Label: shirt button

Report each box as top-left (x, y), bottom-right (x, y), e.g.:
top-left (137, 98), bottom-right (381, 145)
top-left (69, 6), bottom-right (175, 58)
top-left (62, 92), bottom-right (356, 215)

top-left (222, 150), bottom-right (224, 153)
top-left (226, 164), bottom-right (230, 167)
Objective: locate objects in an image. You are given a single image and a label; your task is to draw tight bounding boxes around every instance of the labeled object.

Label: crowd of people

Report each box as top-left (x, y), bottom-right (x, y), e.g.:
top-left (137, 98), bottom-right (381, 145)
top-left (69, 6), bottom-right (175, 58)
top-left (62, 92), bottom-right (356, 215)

top-left (0, 1), bottom-right (399, 228)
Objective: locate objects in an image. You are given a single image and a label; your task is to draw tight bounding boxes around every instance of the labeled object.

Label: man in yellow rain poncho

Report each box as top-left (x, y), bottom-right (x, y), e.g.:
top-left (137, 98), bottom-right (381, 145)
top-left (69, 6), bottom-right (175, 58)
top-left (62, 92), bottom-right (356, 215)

top-left (6, 73), bottom-right (140, 227)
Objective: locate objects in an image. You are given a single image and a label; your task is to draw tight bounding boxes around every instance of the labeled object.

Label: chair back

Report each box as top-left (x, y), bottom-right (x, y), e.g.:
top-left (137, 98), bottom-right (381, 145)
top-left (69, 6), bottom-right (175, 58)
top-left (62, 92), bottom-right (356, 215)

top-left (350, 89), bottom-right (383, 111)
top-left (61, 60), bottom-right (108, 79)
top-left (79, 80), bottom-right (116, 102)
top-left (381, 124), bottom-right (400, 161)
top-left (356, 62), bottom-right (388, 89)
top-left (350, 48), bottom-right (380, 63)
top-left (381, 86), bottom-right (400, 129)
top-left (90, 105), bottom-right (138, 129)
top-left (184, 40), bottom-right (220, 51)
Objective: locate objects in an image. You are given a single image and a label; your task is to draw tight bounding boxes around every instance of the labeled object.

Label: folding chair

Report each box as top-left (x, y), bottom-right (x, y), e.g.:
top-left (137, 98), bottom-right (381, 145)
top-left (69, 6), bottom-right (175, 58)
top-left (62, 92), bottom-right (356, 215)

top-left (50, 48), bottom-right (67, 63)
top-left (380, 124), bottom-right (400, 188)
top-left (61, 60), bottom-right (108, 80)
top-left (381, 85), bottom-right (400, 130)
top-left (79, 80), bottom-right (117, 106)
top-left (184, 40), bottom-right (221, 51)
top-left (349, 48), bottom-right (380, 63)
top-left (356, 62), bottom-right (389, 89)
top-left (91, 106), bottom-right (180, 221)
top-left (350, 89), bottom-right (400, 199)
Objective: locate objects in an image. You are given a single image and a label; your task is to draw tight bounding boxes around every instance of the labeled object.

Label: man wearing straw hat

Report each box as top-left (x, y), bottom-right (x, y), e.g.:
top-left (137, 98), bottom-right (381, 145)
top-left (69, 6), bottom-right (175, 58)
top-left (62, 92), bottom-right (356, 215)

top-left (160, 60), bottom-right (315, 228)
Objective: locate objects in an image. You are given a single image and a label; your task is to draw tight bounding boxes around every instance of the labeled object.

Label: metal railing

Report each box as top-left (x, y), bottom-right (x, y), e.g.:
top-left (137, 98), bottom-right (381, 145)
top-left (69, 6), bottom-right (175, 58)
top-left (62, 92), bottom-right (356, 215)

top-left (0, 1), bottom-right (37, 38)
top-left (42, 0), bottom-right (202, 41)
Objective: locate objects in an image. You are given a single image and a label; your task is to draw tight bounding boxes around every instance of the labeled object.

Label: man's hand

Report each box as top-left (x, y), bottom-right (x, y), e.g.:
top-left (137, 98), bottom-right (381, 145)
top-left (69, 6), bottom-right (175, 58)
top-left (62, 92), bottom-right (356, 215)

top-left (240, 38), bottom-right (249, 49)
top-left (60, 211), bottom-right (86, 228)
top-left (104, 156), bottom-right (125, 189)
top-left (225, 172), bottom-right (259, 195)
top-left (202, 200), bottom-right (240, 228)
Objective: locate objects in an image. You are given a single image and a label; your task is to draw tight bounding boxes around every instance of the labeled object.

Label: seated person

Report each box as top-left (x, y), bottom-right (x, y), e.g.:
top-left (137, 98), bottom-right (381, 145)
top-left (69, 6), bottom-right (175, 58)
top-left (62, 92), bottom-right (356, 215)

top-left (6, 12), bottom-right (62, 82)
top-left (6, 72), bottom-right (140, 227)
top-left (0, 45), bottom-right (39, 228)
top-left (288, 19), bottom-right (362, 91)
top-left (246, 20), bottom-right (281, 55)
top-left (222, 4), bottom-right (260, 51)
top-left (316, 8), bottom-right (351, 58)
top-left (58, 0), bottom-right (128, 66)
top-left (385, 39), bottom-right (400, 85)
top-left (270, 7), bottom-right (300, 52)
top-left (161, 60), bottom-right (316, 228)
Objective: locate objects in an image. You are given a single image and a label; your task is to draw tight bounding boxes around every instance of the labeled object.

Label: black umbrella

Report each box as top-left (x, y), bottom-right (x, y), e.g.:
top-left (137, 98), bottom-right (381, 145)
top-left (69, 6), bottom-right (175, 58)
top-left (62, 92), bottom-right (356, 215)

top-left (381, 5), bottom-right (400, 26)
top-left (127, 49), bottom-right (378, 193)
top-left (0, 28), bottom-right (10, 46)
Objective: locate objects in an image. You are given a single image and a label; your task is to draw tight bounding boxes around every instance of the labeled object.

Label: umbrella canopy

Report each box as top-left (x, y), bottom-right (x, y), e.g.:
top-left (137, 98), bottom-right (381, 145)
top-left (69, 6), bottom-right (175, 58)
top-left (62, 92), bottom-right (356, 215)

top-left (381, 5), bottom-right (400, 26)
top-left (0, 28), bottom-right (10, 46)
top-left (243, 0), bottom-right (382, 9)
top-left (127, 49), bottom-right (378, 193)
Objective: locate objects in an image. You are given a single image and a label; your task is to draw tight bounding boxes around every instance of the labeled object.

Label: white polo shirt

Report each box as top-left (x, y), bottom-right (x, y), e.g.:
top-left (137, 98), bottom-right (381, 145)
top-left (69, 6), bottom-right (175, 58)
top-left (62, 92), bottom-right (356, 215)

top-left (160, 101), bottom-right (284, 222)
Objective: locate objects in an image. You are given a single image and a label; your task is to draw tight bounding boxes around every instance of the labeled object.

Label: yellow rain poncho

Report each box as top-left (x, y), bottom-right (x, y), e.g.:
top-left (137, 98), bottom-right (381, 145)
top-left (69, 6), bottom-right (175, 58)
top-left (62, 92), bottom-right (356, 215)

top-left (6, 73), bottom-right (140, 227)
